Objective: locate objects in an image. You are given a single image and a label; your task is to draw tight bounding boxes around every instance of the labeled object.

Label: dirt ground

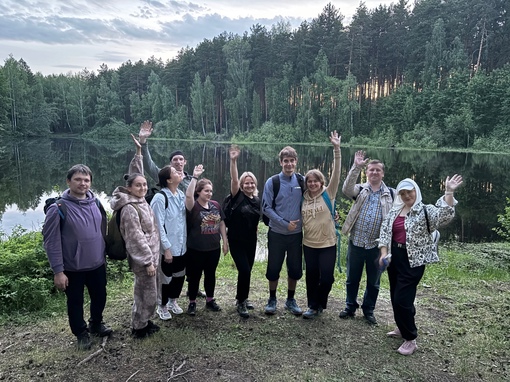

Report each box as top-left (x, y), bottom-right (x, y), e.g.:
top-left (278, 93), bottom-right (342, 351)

top-left (0, 274), bottom-right (508, 382)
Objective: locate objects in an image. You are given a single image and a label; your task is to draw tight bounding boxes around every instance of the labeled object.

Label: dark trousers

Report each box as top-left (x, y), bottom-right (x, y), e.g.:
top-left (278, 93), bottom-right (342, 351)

top-left (186, 247), bottom-right (221, 300)
top-left (161, 255), bottom-right (187, 305)
top-left (345, 241), bottom-right (381, 315)
top-left (229, 237), bottom-right (256, 302)
top-left (304, 245), bottom-right (336, 310)
top-left (387, 245), bottom-right (425, 341)
top-left (64, 264), bottom-right (107, 336)
top-left (266, 230), bottom-right (303, 281)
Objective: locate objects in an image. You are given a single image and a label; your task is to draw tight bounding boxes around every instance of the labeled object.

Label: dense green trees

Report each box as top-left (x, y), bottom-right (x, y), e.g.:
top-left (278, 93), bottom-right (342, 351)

top-left (1, 0), bottom-right (510, 150)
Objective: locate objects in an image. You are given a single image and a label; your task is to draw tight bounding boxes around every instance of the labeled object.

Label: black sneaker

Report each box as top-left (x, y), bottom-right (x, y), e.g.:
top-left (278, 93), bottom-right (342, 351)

top-left (236, 300), bottom-right (249, 318)
top-left (187, 302), bottom-right (197, 316)
top-left (89, 321), bottom-right (113, 337)
top-left (339, 309), bottom-right (355, 319)
top-left (131, 326), bottom-right (148, 339)
top-left (205, 299), bottom-right (221, 312)
top-left (364, 313), bottom-right (377, 325)
top-left (76, 331), bottom-right (92, 350)
top-left (146, 320), bottom-right (160, 334)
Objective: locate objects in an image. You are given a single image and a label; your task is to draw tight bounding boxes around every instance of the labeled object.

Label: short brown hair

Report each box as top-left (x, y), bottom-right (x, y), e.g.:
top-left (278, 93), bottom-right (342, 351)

top-left (67, 164), bottom-right (93, 182)
top-left (279, 146), bottom-right (298, 162)
top-left (368, 160), bottom-right (385, 171)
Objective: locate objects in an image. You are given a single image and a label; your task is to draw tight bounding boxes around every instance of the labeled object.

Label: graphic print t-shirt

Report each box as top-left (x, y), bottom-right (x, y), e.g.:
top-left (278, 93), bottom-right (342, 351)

top-left (187, 200), bottom-right (224, 251)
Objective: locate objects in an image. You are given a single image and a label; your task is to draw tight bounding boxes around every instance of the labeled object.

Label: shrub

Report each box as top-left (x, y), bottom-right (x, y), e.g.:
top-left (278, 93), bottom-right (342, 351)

top-left (0, 229), bottom-right (54, 314)
top-left (494, 197), bottom-right (510, 241)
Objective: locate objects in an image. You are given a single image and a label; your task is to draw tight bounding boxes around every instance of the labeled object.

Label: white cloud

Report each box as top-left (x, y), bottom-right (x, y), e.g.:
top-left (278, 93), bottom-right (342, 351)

top-left (0, 0), bottom-right (396, 75)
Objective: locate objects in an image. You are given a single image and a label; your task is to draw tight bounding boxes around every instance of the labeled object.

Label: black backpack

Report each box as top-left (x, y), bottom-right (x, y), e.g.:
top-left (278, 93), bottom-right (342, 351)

top-left (262, 173), bottom-right (305, 226)
top-left (222, 192), bottom-right (245, 228)
top-left (145, 187), bottom-right (168, 209)
top-left (105, 203), bottom-right (142, 261)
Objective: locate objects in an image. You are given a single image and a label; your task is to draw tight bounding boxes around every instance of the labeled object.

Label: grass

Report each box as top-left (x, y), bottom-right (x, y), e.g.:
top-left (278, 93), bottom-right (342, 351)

top-left (0, 239), bottom-right (509, 381)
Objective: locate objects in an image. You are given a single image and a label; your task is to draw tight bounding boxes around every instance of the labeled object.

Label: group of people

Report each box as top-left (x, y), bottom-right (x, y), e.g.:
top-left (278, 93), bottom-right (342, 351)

top-left (43, 122), bottom-right (462, 357)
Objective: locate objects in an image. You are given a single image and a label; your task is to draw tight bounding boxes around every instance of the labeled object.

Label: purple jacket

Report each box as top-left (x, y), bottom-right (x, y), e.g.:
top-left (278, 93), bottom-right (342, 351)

top-left (43, 189), bottom-right (106, 274)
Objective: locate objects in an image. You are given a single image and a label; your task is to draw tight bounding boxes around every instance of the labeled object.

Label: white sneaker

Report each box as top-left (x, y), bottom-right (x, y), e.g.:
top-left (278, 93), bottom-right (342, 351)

top-left (167, 299), bottom-right (184, 315)
top-left (397, 339), bottom-right (418, 356)
top-left (157, 304), bottom-right (172, 321)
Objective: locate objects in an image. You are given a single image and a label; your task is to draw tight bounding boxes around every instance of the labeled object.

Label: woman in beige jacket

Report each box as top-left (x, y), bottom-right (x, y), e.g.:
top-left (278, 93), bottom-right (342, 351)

top-left (110, 135), bottom-right (160, 338)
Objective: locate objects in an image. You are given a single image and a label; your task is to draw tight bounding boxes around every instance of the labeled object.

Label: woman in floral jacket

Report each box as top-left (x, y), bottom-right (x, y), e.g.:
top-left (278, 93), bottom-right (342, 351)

top-left (377, 175), bottom-right (463, 356)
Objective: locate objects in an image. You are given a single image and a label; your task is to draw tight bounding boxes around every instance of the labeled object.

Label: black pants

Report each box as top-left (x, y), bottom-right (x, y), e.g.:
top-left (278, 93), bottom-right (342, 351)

top-left (64, 264), bottom-right (107, 336)
top-left (387, 245), bottom-right (425, 341)
top-left (229, 237), bottom-right (256, 302)
top-left (304, 245), bottom-right (336, 310)
top-left (161, 255), bottom-right (187, 304)
top-left (186, 247), bottom-right (221, 300)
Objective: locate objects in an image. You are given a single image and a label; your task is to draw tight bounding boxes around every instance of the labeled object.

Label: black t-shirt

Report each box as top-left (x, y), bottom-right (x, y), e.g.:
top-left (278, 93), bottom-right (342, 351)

top-left (187, 200), bottom-right (224, 251)
top-left (227, 191), bottom-right (260, 241)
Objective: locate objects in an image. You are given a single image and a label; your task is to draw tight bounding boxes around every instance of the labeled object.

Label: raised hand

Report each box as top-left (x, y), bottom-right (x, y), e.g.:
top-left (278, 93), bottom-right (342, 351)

top-left (445, 174), bottom-right (463, 192)
top-left (138, 120), bottom-right (153, 144)
top-left (229, 145), bottom-right (240, 161)
top-left (329, 130), bottom-right (341, 149)
top-left (354, 150), bottom-right (369, 167)
top-left (193, 164), bottom-right (205, 178)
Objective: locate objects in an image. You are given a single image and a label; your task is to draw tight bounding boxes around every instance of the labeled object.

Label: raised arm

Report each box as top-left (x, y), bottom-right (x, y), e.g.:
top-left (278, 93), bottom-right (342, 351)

top-left (131, 133), bottom-right (142, 156)
top-left (326, 130), bottom-right (342, 197)
top-left (342, 150), bottom-right (369, 198)
top-left (185, 165), bottom-right (204, 211)
top-left (229, 145), bottom-right (241, 196)
top-left (138, 120), bottom-right (160, 182)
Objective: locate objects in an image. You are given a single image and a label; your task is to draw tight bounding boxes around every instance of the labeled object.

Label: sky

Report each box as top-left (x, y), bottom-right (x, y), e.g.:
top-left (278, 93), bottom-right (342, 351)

top-left (0, 0), bottom-right (394, 76)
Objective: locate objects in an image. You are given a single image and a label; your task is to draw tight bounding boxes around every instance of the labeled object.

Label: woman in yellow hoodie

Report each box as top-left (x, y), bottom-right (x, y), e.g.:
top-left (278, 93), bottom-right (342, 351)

top-left (301, 131), bottom-right (341, 319)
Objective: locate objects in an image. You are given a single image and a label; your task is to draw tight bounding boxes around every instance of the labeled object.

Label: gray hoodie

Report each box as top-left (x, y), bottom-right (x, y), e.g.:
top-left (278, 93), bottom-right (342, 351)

top-left (43, 189), bottom-right (106, 274)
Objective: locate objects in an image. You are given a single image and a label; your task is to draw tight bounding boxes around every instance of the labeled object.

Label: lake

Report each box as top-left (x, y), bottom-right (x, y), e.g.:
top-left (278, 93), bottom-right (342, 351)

top-left (0, 138), bottom-right (508, 242)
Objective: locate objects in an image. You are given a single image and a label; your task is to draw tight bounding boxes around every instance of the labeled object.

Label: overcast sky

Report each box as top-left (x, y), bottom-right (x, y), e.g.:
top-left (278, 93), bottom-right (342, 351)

top-left (1, 0), bottom-right (394, 76)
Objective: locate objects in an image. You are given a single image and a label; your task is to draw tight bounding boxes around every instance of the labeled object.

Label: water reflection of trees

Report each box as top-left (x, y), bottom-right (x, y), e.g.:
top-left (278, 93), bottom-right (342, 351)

top-left (1, 139), bottom-right (508, 242)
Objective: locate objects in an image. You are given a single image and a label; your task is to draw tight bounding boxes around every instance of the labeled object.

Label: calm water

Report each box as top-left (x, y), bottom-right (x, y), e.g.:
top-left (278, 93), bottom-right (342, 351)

top-left (0, 138), bottom-right (508, 242)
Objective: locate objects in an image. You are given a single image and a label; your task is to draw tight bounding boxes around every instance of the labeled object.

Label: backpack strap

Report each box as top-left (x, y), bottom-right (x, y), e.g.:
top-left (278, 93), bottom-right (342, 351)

top-left (422, 205), bottom-right (431, 234)
top-left (270, 174), bottom-right (281, 210)
top-left (56, 200), bottom-right (67, 222)
top-left (321, 193), bottom-right (335, 219)
top-left (159, 190), bottom-right (169, 209)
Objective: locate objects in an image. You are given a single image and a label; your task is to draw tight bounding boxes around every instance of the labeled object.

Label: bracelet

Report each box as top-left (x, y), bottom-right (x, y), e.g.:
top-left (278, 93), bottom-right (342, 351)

top-left (191, 176), bottom-right (198, 180)
top-left (445, 191), bottom-right (453, 195)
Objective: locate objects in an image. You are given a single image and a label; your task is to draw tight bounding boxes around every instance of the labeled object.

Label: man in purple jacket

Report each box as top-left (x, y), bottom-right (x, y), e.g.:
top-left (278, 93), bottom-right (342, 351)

top-left (43, 164), bottom-right (112, 350)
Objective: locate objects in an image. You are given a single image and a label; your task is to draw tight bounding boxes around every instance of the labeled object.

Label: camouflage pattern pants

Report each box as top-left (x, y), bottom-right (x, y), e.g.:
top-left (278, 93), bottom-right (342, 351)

top-left (132, 269), bottom-right (157, 330)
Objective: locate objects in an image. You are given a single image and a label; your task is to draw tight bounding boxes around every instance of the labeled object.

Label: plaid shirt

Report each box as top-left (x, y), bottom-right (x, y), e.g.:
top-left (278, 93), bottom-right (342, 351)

top-left (350, 189), bottom-right (383, 249)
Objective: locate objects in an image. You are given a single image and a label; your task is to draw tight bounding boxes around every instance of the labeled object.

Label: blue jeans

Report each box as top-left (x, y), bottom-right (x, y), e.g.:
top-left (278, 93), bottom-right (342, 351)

top-left (344, 241), bottom-right (381, 315)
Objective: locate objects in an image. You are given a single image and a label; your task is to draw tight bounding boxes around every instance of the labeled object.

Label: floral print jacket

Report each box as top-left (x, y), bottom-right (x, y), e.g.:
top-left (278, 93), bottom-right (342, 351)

top-left (378, 197), bottom-right (457, 268)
